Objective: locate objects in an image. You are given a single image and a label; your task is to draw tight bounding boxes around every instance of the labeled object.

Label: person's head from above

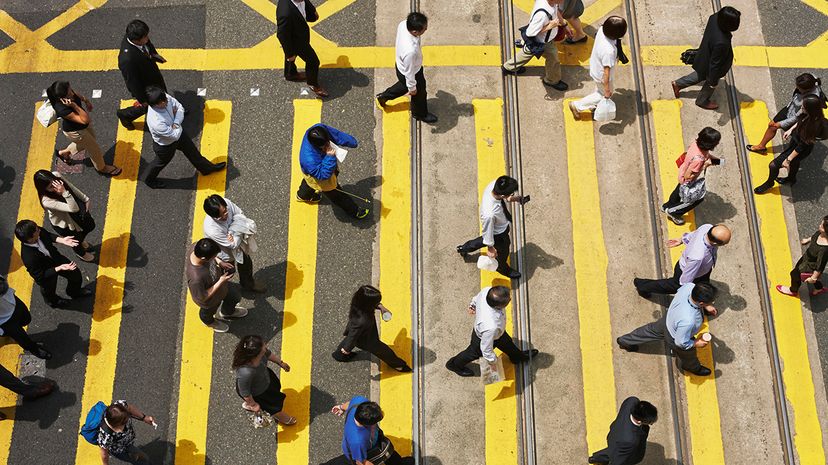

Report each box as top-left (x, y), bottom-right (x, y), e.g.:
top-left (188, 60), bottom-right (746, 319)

top-left (696, 127), bottom-right (721, 151)
top-left (204, 195), bottom-right (229, 221)
top-left (105, 402), bottom-right (131, 429)
top-left (232, 334), bottom-right (266, 368)
top-left (14, 220), bottom-right (40, 245)
top-left (706, 224), bottom-right (731, 246)
top-left (126, 19), bottom-right (150, 45)
top-left (351, 285), bottom-right (382, 318)
top-left (691, 282), bottom-right (717, 306)
top-left (492, 175), bottom-right (519, 199)
top-left (631, 400), bottom-right (658, 425)
top-left (406, 12), bottom-right (428, 36)
top-left (820, 215), bottom-right (828, 235)
top-left (307, 125), bottom-right (331, 151)
top-left (801, 94), bottom-right (826, 119)
top-left (146, 86), bottom-right (168, 109)
top-left (795, 73), bottom-right (819, 94)
top-left (354, 401), bottom-right (384, 426)
top-left (602, 16), bottom-right (628, 40)
top-left (797, 95), bottom-right (827, 143)
top-left (193, 238), bottom-right (221, 261)
top-left (486, 286), bottom-right (511, 309)
top-left (716, 6), bottom-right (741, 33)
top-left (33, 169), bottom-right (65, 200)
top-left (45, 80), bottom-right (74, 107)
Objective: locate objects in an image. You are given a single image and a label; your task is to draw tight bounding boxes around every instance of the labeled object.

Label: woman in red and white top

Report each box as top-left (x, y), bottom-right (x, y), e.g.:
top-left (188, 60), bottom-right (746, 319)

top-left (661, 127), bottom-right (722, 225)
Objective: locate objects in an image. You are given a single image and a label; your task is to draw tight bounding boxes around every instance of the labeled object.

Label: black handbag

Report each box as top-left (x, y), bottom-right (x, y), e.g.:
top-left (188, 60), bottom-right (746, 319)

top-left (365, 429), bottom-right (395, 464)
top-left (518, 9), bottom-right (554, 58)
top-left (680, 48), bottom-right (698, 65)
top-left (67, 189), bottom-right (96, 233)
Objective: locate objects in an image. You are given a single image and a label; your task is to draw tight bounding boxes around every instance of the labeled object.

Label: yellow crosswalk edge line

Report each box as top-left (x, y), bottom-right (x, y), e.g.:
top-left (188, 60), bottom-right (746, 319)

top-left (173, 100), bottom-right (233, 465)
top-left (742, 101), bottom-right (826, 465)
top-left (472, 98), bottom-right (518, 463)
top-left (0, 103), bottom-right (57, 463)
top-left (378, 105), bottom-right (413, 455)
top-left (562, 99), bottom-right (616, 452)
top-left (276, 99), bottom-right (322, 464)
top-left (74, 103), bottom-right (144, 465)
top-left (651, 100), bottom-right (725, 465)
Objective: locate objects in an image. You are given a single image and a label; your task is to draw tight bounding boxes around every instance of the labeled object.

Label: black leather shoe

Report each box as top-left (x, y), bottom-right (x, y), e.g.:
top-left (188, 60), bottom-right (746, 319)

top-left (617, 337), bottom-right (639, 352)
top-left (632, 278), bottom-right (651, 298)
top-left (753, 184), bottom-right (772, 194)
top-left (502, 268), bottom-right (521, 279)
top-left (376, 93), bottom-right (389, 108)
top-left (456, 245), bottom-right (468, 257)
top-left (118, 117), bottom-right (135, 130)
top-left (415, 113), bottom-right (438, 124)
top-left (145, 179), bottom-right (167, 189)
top-left (686, 365), bottom-right (712, 377)
top-left (511, 349), bottom-right (539, 363)
top-left (394, 365), bottom-right (413, 373)
top-left (445, 361), bottom-right (473, 377)
top-left (542, 80), bottom-right (569, 91)
top-left (203, 162), bottom-right (227, 174)
top-left (502, 66), bottom-right (526, 75)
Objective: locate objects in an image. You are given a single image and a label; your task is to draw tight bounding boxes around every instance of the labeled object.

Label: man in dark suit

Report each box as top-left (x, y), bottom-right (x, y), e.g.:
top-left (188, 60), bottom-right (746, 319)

top-left (671, 6), bottom-right (740, 110)
top-left (116, 19), bottom-right (168, 129)
top-left (276, 0), bottom-right (328, 97)
top-left (14, 220), bottom-right (91, 308)
top-left (589, 397), bottom-right (657, 465)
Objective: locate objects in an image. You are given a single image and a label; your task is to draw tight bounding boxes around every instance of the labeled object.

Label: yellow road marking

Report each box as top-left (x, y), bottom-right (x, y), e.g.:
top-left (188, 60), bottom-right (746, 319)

top-left (473, 98), bottom-right (518, 464)
top-left (514, 0), bottom-right (620, 26)
top-left (651, 100), bottom-right (725, 465)
top-left (0, 104), bottom-right (57, 464)
top-left (378, 106), bottom-right (413, 454)
top-left (742, 101), bottom-right (826, 465)
top-left (74, 102), bottom-right (144, 465)
top-left (562, 99), bottom-right (616, 452)
top-left (172, 100), bottom-right (233, 465)
top-left (276, 99), bottom-right (322, 464)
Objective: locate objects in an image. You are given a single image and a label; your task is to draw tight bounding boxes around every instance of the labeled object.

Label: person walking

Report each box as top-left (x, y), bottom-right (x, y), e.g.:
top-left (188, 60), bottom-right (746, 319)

top-left (777, 215), bottom-right (828, 298)
top-left (185, 238), bottom-right (248, 333)
top-left (661, 127), bottom-right (722, 225)
top-left (276, 0), bottom-right (328, 97)
top-left (588, 397), bottom-right (657, 465)
top-left (633, 223), bottom-right (730, 305)
top-left (0, 364), bottom-right (55, 420)
top-left (233, 335), bottom-right (296, 426)
top-left (116, 20), bottom-right (167, 130)
top-left (144, 87), bottom-right (225, 189)
top-left (34, 170), bottom-right (96, 262)
top-left (560, 0), bottom-right (587, 44)
top-left (376, 12), bottom-right (437, 124)
top-left (46, 81), bottom-right (121, 176)
top-left (754, 95), bottom-right (828, 194)
top-left (569, 16), bottom-right (628, 118)
top-left (332, 396), bottom-right (411, 465)
top-left (97, 400), bottom-right (155, 465)
top-left (445, 286), bottom-right (538, 377)
top-left (0, 275), bottom-right (51, 360)
top-left (332, 285), bottom-right (412, 372)
top-left (746, 73), bottom-right (826, 154)
top-left (15, 220), bottom-right (91, 309)
top-left (671, 6), bottom-right (741, 110)
top-left (203, 195), bottom-right (265, 293)
top-left (456, 176), bottom-right (523, 279)
top-left (502, 0), bottom-right (569, 92)
top-left (295, 123), bottom-right (370, 219)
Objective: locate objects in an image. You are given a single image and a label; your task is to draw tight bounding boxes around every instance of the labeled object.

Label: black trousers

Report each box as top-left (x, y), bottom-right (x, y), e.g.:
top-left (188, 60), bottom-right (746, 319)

top-left (0, 297), bottom-right (39, 353)
top-left (284, 42), bottom-right (320, 87)
top-left (39, 268), bottom-right (83, 306)
top-left (146, 133), bottom-right (214, 183)
top-left (635, 261), bottom-right (711, 296)
top-left (662, 183), bottom-right (703, 218)
top-left (790, 257), bottom-right (824, 293)
top-left (458, 228), bottom-right (513, 276)
top-left (379, 67), bottom-right (428, 118)
top-left (446, 329), bottom-right (523, 370)
top-left (53, 221), bottom-right (95, 256)
top-left (0, 363), bottom-right (40, 397)
top-left (617, 316), bottom-right (703, 372)
top-left (116, 103), bottom-right (149, 124)
top-left (236, 252), bottom-right (255, 289)
top-left (198, 285), bottom-right (241, 325)
top-left (757, 142), bottom-right (813, 189)
top-left (333, 336), bottom-right (407, 369)
top-left (297, 179), bottom-right (361, 217)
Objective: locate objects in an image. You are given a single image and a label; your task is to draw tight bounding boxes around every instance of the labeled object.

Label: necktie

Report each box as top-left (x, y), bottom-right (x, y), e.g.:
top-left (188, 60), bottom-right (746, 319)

top-left (501, 200), bottom-right (513, 223)
top-left (141, 45), bottom-right (151, 58)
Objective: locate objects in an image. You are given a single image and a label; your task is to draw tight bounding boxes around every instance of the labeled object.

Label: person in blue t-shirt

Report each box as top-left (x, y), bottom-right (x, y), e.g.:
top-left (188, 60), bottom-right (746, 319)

top-left (331, 396), bottom-right (409, 465)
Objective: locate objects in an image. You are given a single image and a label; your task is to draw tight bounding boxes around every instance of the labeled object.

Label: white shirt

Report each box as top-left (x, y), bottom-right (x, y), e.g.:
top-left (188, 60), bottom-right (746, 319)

top-left (292, 0), bottom-right (307, 20)
top-left (127, 38), bottom-right (150, 56)
top-left (480, 180), bottom-right (510, 246)
top-left (203, 197), bottom-right (244, 264)
top-left (395, 20), bottom-right (423, 92)
top-left (24, 238), bottom-right (52, 258)
top-left (526, 0), bottom-right (560, 43)
top-left (589, 26), bottom-right (618, 82)
top-left (471, 287), bottom-right (508, 362)
top-left (146, 93), bottom-right (185, 145)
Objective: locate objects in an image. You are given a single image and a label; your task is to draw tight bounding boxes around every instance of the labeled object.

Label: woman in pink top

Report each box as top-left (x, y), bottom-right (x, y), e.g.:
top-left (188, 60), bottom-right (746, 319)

top-left (661, 127), bottom-right (722, 225)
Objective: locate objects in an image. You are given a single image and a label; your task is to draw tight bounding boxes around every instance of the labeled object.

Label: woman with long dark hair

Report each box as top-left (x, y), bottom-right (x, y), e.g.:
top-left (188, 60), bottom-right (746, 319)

top-left (232, 335), bottom-right (295, 425)
top-left (46, 80), bottom-right (121, 176)
top-left (747, 73), bottom-right (824, 154)
top-left (754, 94), bottom-right (827, 194)
top-left (777, 216), bottom-right (828, 297)
top-left (333, 285), bottom-right (412, 372)
top-left (34, 170), bottom-right (96, 261)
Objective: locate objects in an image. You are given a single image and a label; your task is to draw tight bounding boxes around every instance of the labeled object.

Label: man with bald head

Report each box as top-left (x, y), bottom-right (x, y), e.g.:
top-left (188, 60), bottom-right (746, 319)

top-left (634, 224), bottom-right (731, 312)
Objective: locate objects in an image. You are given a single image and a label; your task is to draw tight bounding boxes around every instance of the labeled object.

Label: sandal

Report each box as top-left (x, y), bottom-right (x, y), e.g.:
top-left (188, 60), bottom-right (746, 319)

top-left (98, 166), bottom-right (122, 177)
top-left (775, 285), bottom-right (798, 297)
top-left (564, 35), bottom-right (588, 44)
top-left (54, 149), bottom-right (74, 165)
top-left (745, 144), bottom-right (767, 154)
top-left (277, 415), bottom-right (297, 425)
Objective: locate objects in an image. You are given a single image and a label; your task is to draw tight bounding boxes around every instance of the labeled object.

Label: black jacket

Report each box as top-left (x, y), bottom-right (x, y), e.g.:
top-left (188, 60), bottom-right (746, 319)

top-left (605, 397), bottom-right (650, 465)
top-left (276, 0), bottom-right (318, 57)
top-left (341, 312), bottom-right (378, 352)
top-left (20, 230), bottom-right (71, 285)
top-left (692, 13), bottom-right (733, 85)
top-left (117, 36), bottom-right (167, 104)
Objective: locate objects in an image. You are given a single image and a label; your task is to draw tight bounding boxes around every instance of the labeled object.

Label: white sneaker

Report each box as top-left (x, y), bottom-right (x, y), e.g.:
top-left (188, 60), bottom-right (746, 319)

top-left (208, 321), bottom-right (229, 333)
top-left (217, 306), bottom-right (248, 320)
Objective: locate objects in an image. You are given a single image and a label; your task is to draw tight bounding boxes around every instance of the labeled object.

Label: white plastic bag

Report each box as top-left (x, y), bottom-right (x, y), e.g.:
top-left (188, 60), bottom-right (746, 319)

top-left (477, 255), bottom-right (498, 272)
top-left (594, 98), bottom-right (616, 122)
top-left (36, 100), bottom-right (57, 127)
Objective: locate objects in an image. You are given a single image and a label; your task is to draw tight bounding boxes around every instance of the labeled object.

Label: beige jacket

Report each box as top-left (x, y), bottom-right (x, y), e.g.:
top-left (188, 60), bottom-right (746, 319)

top-left (40, 172), bottom-right (89, 231)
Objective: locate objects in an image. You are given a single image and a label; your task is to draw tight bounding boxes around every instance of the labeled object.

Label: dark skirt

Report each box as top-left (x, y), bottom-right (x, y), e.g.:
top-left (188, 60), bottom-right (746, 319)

top-left (236, 368), bottom-right (285, 415)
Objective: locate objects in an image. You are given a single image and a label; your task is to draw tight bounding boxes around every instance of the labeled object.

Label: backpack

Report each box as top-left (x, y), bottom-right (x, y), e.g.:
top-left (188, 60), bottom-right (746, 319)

top-left (79, 401), bottom-right (107, 444)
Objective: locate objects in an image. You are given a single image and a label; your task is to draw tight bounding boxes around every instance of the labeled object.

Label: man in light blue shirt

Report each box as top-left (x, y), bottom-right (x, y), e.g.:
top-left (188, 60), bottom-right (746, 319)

top-left (617, 282), bottom-right (717, 376)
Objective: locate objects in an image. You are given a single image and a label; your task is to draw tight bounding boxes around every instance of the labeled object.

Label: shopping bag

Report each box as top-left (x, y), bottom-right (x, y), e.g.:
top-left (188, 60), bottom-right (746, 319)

top-left (480, 354), bottom-right (506, 385)
top-left (594, 98), bottom-right (616, 122)
top-left (36, 100), bottom-right (57, 127)
top-left (477, 255), bottom-right (498, 272)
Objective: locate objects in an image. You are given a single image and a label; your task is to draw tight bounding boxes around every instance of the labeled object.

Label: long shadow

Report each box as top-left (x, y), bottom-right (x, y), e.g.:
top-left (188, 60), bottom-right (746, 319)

top-left (709, 334), bottom-right (736, 365)
top-left (320, 56), bottom-right (371, 100)
top-left (790, 143), bottom-right (828, 202)
top-left (330, 175), bottom-right (383, 229)
top-left (517, 241), bottom-right (563, 280)
top-left (643, 440), bottom-right (682, 465)
top-left (25, 322), bottom-right (97, 369)
top-left (0, 157), bottom-right (16, 194)
top-left (425, 90), bottom-right (473, 134)
top-left (174, 90), bottom-right (206, 139)
top-left (598, 88), bottom-right (639, 136)
top-left (172, 439), bottom-right (213, 465)
top-left (693, 191), bottom-right (738, 223)
top-left (3, 376), bottom-right (77, 429)
top-left (706, 279), bottom-right (747, 318)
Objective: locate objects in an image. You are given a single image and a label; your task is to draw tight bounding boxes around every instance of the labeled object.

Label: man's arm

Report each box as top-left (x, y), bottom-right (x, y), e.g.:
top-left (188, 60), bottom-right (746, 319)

top-left (305, 0), bottom-right (319, 22)
top-left (671, 321), bottom-right (696, 350)
top-left (171, 97), bottom-right (185, 125)
top-left (325, 124), bottom-right (358, 148)
top-left (148, 109), bottom-right (183, 141)
top-left (706, 43), bottom-right (730, 85)
top-left (678, 258), bottom-right (702, 285)
top-left (479, 329), bottom-right (497, 363)
top-left (399, 51), bottom-right (418, 93)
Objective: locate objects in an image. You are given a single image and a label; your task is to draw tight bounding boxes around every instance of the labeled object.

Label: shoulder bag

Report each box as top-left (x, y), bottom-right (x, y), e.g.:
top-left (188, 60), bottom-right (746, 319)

top-left (518, 9), bottom-right (556, 58)
top-left (342, 404), bottom-right (396, 465)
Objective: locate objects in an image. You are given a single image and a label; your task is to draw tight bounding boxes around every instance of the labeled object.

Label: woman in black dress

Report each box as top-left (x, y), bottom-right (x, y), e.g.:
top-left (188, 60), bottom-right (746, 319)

top-left (778, 215), bottom-right (828, 297)
top-left (333, 285), bottom-right (412, 372)
top-left (232, 335), bottom-right (295, 425)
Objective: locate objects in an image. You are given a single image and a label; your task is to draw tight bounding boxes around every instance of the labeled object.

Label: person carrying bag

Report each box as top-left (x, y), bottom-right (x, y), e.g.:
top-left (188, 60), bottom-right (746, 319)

top-left (661, 127), bottom-right (722, 225)
top-left (333, 396), bottom-right (408, 465)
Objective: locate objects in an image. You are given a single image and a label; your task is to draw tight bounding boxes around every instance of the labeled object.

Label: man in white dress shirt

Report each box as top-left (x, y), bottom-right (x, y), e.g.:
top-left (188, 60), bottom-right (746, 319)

top-left (203, 195), bottom-right (265, 293)
top-left (502, 0), bottom-right (569, 91)
top-left (143, 86), bottom-right (225, 188)
top-left (376, 12), bottom-right (438, 124)
top-left (445, 286), bottom-right (538, 377)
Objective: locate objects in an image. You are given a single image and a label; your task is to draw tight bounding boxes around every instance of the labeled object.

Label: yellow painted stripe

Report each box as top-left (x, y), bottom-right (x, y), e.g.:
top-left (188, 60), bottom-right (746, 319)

top-left (0, 104), bottom-right (58, 463)
top-left (472, 98), bottom-right (518, 464)
top-left (173, 101), bottom-right (233, 465)
top-left (276, 99), bottom-right (322, 464)
top-left (742, 101), bottom-right (826, 465)
top-left (74, 102), bottom-right (144, 465)
top-left (378, 106), bottom-right (413, 453)
top-left (562, 99), bottom-right (616, 452)
top-left (651, 100), bottom-right (725, 465)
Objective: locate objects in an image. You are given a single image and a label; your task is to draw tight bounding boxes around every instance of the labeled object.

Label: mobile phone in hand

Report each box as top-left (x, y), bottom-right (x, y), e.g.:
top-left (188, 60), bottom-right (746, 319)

top-left (711, 158), bottom-right (723, 166)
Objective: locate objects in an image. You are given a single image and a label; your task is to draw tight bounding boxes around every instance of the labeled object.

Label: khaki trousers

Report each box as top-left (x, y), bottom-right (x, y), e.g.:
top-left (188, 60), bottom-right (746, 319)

top-left (503, 41), bottom-right (562, 84)
top-left (63, 124), bottom-right (105, 171)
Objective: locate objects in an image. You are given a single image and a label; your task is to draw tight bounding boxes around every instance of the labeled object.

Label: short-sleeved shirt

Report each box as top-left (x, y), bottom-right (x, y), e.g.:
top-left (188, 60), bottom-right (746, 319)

top-left (526, 0), bottom-right (560, 43)
top-left (53, 94), bottom-right (88, 132)
top-left (184, 244), bottom-right (227, 309)
top-left (341, 396), bottom-right (378, 462)
top-left (97, 400), bottom-right (136, 455)
top-left (589, 27), bottom-right (618, 82)
top-left (800, 232), bottom-right (828, 273)
top-left (235, 349), bottom-right (272, 397)
top-left (677, 141), bottom-right (710, 185)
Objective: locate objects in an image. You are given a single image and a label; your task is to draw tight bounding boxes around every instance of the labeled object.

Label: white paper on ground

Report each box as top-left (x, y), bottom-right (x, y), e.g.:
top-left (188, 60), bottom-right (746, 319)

top-left (480, 354), bottom-right (506, 385)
